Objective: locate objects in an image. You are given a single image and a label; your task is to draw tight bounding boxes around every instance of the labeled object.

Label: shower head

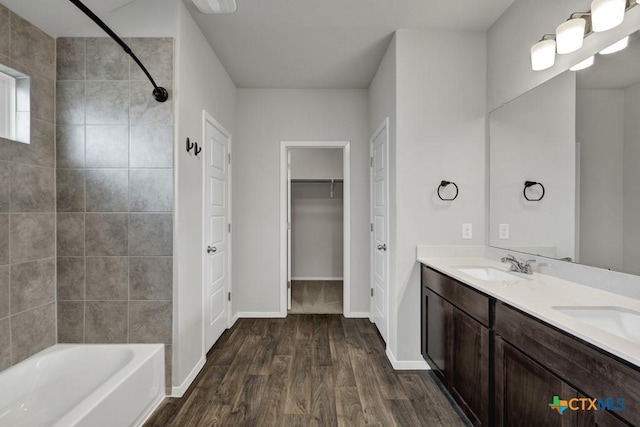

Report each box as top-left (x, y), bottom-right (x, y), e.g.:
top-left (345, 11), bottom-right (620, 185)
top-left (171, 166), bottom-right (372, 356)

top-left (192, 0), bottom-right (237, 13)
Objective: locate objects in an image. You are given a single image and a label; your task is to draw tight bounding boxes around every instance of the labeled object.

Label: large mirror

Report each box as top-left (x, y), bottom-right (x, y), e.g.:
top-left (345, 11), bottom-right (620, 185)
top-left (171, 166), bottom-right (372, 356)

top-left (489, 30), bottom-right (640, 275)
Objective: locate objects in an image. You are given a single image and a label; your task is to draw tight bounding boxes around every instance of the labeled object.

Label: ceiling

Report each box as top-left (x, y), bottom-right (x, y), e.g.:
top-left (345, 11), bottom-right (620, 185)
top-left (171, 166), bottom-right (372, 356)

top-left (1, 0), bottom-right (515, 89)
top-left (186, 0), bottom-right (515, 89)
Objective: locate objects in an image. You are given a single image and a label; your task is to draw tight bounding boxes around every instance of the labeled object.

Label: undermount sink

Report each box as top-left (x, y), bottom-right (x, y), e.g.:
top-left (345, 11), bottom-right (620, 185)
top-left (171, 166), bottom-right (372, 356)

top-left (453, 266), bottom-right (525, 281)
top-left (552, 306), bottom-right (640, 344)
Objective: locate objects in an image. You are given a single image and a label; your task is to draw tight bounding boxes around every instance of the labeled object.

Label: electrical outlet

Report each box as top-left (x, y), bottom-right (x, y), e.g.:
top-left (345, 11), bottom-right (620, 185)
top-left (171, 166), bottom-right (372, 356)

top-left (462, 223), bottom-right (472, 240)
top-left (499, 223), bottom-right (510, 240)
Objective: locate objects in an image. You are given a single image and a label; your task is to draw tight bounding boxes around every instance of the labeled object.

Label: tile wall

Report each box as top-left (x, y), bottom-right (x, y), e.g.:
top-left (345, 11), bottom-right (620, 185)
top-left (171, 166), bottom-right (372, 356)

top-left (0, 4), bottom-right (57, 371)
top-left (55, 37), bottom-right (174, 381)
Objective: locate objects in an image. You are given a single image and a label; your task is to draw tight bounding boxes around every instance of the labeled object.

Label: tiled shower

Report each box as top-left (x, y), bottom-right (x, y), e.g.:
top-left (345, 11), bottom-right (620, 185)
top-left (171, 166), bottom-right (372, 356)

top-left (0, 3), bottom-right (175, 385)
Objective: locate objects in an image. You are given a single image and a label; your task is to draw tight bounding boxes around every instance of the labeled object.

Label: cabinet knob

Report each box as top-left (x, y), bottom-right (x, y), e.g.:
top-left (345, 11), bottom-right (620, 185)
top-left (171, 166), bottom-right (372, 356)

top-left (377, 244), bottom-right (387, 251)
top-left (207, 246), bottom-right (217, 254)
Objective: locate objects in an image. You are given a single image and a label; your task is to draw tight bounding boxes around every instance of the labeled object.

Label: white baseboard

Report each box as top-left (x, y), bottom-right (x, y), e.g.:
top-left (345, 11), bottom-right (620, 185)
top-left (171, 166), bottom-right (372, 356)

top-left (236, 312), bottom-right (286, 318)
top-left (291, 277), bottom-right (344, 281)
top-left (171, 356), bottom-right (206, 397)
top-left (385, 347), bottom-right (430, 370)
top-left (230, 312), bottom-right (240, 326)
top-left (344, 311), bottom-right (370, 318)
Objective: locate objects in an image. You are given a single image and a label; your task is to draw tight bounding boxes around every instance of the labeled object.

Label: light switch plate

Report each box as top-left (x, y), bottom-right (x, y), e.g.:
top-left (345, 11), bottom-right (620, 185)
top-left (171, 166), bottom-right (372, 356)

top-left (462, 223), bottom-right (472, 240)
top-left (499, 223), bottom-right (510, 240)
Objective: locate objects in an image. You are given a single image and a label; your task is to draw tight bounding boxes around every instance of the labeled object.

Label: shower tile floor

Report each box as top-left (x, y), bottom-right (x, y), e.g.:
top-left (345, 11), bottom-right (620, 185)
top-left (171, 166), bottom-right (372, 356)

top-left (290, 280), bottom-right (343, 314)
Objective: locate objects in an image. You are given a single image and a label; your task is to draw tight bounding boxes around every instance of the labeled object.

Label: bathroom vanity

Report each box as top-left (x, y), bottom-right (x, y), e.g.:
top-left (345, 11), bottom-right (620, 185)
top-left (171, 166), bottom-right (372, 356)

top-left (420, 259), bottom-right (640, 427)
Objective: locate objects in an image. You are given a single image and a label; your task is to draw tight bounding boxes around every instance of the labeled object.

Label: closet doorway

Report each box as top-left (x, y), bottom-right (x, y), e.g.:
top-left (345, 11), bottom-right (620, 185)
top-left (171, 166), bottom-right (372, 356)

top-left (280, 142), bottom-right (351, 317)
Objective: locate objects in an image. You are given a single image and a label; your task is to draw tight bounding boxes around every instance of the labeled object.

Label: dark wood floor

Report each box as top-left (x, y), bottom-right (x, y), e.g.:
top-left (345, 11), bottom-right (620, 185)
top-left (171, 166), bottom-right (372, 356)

top-left (145, 315), bottom-right (468, 426)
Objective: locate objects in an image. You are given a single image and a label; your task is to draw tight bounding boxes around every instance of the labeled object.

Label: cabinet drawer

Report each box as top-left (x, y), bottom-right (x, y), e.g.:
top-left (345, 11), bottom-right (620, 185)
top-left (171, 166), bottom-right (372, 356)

top-left (422, 265), bottom-right (490, 326)
top-left (496, 302), bottom-right (640, 426)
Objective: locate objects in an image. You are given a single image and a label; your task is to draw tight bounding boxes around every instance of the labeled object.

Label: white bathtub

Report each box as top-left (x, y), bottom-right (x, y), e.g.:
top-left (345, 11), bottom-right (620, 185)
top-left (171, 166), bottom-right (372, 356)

top-left (0, 344), bottom-right (165, 427)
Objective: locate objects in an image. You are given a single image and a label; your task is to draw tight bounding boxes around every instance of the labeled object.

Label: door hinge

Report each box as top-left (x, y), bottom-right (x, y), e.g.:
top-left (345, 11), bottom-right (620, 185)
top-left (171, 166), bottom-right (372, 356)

top-left (371, 288), bottom-right (374, 297)
top-left (228, 292), bottom-right (231, 301)
top-left (370, 156), bottom-right (374, 167)
top-left (228, 153), bottom-right (231, 165)
top-left (370, 223), bottom-right (373, 232)
top-left (228, 223), bottom-right (231, 233)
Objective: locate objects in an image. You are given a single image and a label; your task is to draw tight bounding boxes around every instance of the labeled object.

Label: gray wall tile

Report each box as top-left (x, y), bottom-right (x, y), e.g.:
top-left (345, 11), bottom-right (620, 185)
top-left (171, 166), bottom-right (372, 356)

top-left (0, 162), bottom-right (9, 212)
top-left (129, 38), bottom-right (173, 81)
top-left (130, 169), bottom-right (173, 212)
top-left (10, 213), bottom-right (55, 263)
top-left (10, 118), bottom-right (55, 168)
top-left (129, 214), bottom-right (172, 256)
top-left (10, 163), bottom-right (54, 212)
top-left (86, 38), bottom-right (129, 81)
top-left (130, 126), bottom-right (173, 168)
top-left (56, 81), bottom-right (85, 125)
top-left (130, 82), bottom-right (173, 125)
top-left (29, 74), bottom-right (54, 123)
top-left (56, 125), bottom-right (85, 168)
top-left (86, 82), bottom-right (129, 125)
top-left (0, 266), bottom-right (9, 318)
top-left (11, 302), bottom-right (55, 363)
top-left (0, 6), bottom-right (9, 57)
top-left (85, 301), bottom-right (127, 343)
top-left (0, 215), bottom-right (7, 265)
top-left (86, 257), bottom-right (128, 300)
top-left (85, 125), bottom-right (128, 168)
top-left (57, 257), bottom-right (85, 301)
top-left (85, 214), bottom-right (128, 256)
top-left (9, 13), bottom-right (55, 79)
top-left (129, 301), bottom-right (172, 344)
top-left (57, 213), bottom-right (84, 257)
top-left (56, 169), bottom-right (85, 212)
top-left (0, 318), bottom-right (10, 370)
top-left (57, 38), bottom-right (85, 81)
top-left (10, 258), bottom-right (55, 314)
top-left (130, 257), bottom-right (172, 300)
top-left (86, 169), bottom-right (129, 212)
top-left (57, 301), bottom-right (84, 343)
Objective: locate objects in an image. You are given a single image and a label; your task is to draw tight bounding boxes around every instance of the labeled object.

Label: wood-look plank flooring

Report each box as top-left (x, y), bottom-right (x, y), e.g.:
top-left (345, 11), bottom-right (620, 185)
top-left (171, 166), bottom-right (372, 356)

top-left (145, 315), bottom-right (468, 427)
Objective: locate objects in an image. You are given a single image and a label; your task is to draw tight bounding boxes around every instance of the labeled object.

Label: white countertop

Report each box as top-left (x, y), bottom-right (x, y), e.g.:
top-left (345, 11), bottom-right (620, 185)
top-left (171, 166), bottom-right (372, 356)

top-left (417, 256), bottom-right (640, 369)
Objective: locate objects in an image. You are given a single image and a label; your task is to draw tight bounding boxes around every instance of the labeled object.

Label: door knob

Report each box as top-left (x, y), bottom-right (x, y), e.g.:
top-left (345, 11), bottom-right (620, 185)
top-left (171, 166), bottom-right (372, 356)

top-left (377, 244), bottom-right (387, 251)
top-left (207, 246), bottom-right (217, 254)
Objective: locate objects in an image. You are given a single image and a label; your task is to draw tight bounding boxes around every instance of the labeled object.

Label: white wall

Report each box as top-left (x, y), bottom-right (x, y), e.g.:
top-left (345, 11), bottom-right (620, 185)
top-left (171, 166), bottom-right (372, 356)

top-left (624, 82), bottom-right (640, 275)
top-left (487, 0), bottom-right (640, 111)
top-left (490, 72), bottom-right (577, 260)
top-left (577, 89), bottom-right (624, 271)
top-left (174, 1), bottom-right (236, 391)
top-left (393, 30), bottom-right (486, 361)
top-left (234, 89), bottom-right (369, 315)
top-left (291, 183), bottom-right (344, 279)
top-left (290, 148), bottom-right (343, 179)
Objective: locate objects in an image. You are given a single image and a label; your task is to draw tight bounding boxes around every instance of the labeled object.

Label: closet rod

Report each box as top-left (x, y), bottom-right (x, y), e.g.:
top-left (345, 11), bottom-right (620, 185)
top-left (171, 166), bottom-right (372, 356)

top-left (291, 179), bottom-right (344, 183)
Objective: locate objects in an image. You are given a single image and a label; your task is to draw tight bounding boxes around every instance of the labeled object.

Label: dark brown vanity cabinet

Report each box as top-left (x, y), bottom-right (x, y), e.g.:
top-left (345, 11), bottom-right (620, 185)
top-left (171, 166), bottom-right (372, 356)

top-left (421, 266), bottom-right (491, 426)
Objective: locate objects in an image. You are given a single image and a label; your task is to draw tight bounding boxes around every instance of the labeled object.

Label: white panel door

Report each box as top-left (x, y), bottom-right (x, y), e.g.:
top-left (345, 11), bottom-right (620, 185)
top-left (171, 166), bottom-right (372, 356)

top-left (371, 119), bottom-right (389, 343)
top-left (205, 115), bottom-right (230, 352)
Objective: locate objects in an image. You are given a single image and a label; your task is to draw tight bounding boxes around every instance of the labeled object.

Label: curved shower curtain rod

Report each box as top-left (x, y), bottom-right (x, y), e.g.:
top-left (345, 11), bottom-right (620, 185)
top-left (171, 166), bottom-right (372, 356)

top-left (68, 0), bottom-right (169, 103)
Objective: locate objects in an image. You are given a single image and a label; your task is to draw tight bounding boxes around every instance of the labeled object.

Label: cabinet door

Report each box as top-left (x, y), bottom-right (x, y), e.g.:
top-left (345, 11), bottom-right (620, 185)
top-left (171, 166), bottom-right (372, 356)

top-left (495, 336), bottom-right (577, 427)
top-left (450, 307), bottom-right (489, 426)
top-left (422, 287), bottom-right (452, 380)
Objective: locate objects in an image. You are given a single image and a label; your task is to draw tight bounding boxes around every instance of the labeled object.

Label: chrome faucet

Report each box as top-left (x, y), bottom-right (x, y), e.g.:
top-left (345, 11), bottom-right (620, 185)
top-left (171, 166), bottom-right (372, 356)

top-left (500, 254), bottom-right (536, 275)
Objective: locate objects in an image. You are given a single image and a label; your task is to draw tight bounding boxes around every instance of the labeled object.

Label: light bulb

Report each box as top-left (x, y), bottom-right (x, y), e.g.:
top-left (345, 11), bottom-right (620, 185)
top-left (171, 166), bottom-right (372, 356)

top-left (556, 18), bottom-right (586, 54)
top-left (531, 39), bottom-right (556, 71)
top-left (570, 56), bottom-right (595, 71)
top-left (599, 36), bottom-right (629, 54)
top-left (591, 0), bottom-right (626, 32)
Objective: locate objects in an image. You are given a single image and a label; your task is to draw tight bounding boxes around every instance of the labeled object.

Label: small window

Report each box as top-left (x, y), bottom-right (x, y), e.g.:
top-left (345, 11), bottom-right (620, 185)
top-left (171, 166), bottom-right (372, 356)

top-left (0, 70), bottom-right (16, 140)
top-left (0, 65), bottom-right (30, 144)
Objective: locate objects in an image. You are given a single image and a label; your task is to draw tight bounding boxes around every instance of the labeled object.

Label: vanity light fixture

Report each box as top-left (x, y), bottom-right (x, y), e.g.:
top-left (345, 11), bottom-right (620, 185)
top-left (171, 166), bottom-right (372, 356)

top-left (531, 35), bottom-right (557, 71)
top-left (570, 55), bottom-right (595, 71)
top-left (591, 0), bottom-right (626, 32)
top-left (556, 15), bottom-right (588, 54)
top-left (599, 35), bottom-right (630, 54)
